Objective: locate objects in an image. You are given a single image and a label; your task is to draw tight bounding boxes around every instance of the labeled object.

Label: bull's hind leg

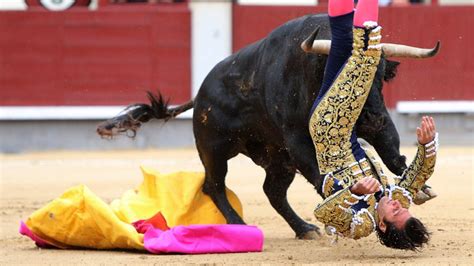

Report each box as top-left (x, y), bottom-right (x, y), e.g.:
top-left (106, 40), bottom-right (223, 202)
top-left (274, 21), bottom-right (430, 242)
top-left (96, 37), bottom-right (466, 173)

top-left (263, 157), bottom-right (321, 239)
top-left (198, 140), bottom-right (245, 224)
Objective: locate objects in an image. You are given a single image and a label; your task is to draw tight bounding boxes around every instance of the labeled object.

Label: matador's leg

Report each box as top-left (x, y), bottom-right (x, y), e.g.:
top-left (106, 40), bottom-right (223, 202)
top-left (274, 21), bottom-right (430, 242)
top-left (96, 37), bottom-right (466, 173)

top-left (310, 0), bottom-right (354, 114)
top-left (309, 23), bottom-right (383, 175)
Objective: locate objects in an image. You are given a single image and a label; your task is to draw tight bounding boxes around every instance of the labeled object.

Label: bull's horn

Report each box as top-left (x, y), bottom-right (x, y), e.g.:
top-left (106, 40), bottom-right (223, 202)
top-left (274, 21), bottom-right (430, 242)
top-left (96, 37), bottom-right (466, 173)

top-left (306, 40), bottom-right (331, 55)
top-left (304, 40), bottom-right (441, 58)
top-left (301, 34), bottom-right (330, 54)
top-left (382, 41), bottom-right (440, 58)
top-left (301, 27), bottom-right (325, 53)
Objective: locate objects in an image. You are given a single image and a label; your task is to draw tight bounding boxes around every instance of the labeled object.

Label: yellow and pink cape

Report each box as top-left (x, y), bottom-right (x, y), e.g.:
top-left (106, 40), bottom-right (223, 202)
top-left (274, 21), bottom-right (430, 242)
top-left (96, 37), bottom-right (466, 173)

top-left (22, 167), bottom-right (243, 250)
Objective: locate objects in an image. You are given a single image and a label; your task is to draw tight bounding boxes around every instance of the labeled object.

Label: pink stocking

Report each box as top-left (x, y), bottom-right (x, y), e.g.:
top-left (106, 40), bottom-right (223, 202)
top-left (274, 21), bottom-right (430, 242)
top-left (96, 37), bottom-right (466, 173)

top-left (354, 0), bottom-right (379, 27)
top-left (328, 0), bottom-right (354, 17)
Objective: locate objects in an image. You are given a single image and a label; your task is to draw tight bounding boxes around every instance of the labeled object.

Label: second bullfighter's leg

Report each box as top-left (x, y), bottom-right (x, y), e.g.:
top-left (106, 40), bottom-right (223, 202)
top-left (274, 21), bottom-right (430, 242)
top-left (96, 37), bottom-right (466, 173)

top-left (198, 139), bottom-right (245, 224)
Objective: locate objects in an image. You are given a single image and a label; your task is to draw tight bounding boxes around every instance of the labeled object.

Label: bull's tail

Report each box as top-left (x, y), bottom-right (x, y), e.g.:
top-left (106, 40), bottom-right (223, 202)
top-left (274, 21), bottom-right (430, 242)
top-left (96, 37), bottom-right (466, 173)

top-left (97, 91), bottom-right (194, 138)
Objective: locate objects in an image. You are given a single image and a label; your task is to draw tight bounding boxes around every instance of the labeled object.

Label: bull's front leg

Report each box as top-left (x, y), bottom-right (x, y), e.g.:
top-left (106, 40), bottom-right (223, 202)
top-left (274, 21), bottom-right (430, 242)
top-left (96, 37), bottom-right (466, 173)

top-left (262, 158), bottom-right (321, 239)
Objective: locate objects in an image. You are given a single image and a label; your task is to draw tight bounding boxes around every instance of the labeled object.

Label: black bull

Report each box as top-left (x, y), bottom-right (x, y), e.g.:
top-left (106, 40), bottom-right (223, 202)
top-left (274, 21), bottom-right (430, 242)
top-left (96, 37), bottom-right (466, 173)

top-left (97, 14), bottom-right (439, 239)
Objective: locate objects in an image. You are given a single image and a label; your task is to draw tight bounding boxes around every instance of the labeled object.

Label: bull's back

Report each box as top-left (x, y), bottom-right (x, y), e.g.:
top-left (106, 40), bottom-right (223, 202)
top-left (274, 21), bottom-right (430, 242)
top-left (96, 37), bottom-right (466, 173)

top-left (255, 14), bottom-right (330, 127)
top-left (193, 13), bottom-right (331, 137)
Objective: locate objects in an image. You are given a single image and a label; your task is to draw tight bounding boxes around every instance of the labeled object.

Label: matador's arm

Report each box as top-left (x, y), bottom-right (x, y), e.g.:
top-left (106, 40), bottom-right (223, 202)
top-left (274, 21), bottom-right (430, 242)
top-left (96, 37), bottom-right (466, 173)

top-left (394, 133), bottom-right (438, 197)
top-left (314, 185), bottom-right (376, 240)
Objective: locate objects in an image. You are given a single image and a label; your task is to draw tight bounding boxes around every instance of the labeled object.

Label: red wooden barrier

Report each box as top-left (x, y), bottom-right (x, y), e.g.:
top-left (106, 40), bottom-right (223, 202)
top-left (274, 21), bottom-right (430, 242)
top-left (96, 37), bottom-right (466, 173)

top-left (0, 5), bottom-right (191, 106)
top-left (233, 5), bottom-right (473, 107)
top-left (1, 5), bottom-right (471, 108)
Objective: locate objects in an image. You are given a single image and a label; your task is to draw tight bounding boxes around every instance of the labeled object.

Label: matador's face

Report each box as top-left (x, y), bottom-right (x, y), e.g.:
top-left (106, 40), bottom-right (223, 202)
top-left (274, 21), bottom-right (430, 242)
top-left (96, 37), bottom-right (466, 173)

top-left (377, 196), bottom-right (412, 231)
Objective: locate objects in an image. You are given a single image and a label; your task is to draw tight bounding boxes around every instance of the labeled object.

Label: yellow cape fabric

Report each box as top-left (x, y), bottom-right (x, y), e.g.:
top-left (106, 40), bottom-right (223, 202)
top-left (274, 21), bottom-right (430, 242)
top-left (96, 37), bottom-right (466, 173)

top-left (25, 166), bottom-right (243, 250)
top-left (111, 167), bottom-right (243, 227)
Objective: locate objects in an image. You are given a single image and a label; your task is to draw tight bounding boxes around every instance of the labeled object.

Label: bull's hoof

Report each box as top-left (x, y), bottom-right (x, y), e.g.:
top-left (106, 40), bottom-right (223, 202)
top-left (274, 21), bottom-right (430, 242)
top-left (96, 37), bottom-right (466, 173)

top-left (296, 225), bottom-right (322, 240)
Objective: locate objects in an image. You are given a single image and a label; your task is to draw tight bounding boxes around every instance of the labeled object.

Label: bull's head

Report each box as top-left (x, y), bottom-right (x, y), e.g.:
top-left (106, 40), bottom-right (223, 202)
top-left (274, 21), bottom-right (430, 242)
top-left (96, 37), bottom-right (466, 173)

top-left (300, 28), bottom-right (440, 175)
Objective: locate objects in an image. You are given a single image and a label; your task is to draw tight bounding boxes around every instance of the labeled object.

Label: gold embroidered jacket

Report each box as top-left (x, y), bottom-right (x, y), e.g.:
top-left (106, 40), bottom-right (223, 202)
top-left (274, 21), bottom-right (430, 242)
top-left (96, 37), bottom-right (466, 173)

top-left (313, 134), bottom-right (438, 239)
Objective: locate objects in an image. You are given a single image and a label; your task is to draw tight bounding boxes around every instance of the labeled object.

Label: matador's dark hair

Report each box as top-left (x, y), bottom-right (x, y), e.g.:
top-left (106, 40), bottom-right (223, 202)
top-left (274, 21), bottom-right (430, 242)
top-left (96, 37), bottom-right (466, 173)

top-left (375, 217), bottom-right (430, 251)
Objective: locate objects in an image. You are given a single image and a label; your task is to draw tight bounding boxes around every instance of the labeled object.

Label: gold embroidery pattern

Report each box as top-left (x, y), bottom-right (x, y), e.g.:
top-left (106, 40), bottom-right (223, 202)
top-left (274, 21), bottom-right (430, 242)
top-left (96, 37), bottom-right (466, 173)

top-left (360, 159), bottom-right (374, 178)
top-left (351, 210), bottom-right (376, 239)
top-left (309, 28), bottom-right (382, 174)
top-left (314, 188), bottom-right (356, 237)
top-left (366, 194), bottom-right (377, 214)
top-left (397, 143), bottom-right (436, 196)
top-left (336, 160), bottom-right (369, 185)
top-left (314, 187), bottom-right (378, 238)
top-left (321, 159), bottom-right (375, 198)
top-left (322, 173), bottom-right (336, 198)
top-left (365, 149), bottom-right (389, 187)
top-left (390, 186), bottom-right (412, 209)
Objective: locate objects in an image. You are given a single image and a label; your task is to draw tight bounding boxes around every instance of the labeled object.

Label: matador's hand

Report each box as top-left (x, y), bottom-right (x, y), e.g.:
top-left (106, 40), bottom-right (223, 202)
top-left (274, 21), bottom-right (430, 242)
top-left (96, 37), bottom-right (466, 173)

top-left (417, 116), bottom-right (436, 145)
top-left (350, 177), bottom-right (381, 195)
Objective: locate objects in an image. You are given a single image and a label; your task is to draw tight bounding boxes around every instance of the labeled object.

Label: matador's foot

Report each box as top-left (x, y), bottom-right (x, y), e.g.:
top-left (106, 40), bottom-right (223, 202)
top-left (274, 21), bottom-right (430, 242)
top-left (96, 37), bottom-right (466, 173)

top-left (414, 185), bottom-right (438, 205)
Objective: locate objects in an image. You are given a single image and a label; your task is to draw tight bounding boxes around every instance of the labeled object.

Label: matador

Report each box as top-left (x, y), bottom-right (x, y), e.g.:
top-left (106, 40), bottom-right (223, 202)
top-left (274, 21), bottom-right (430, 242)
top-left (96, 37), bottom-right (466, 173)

top-left (309, 0), bottom-right (438, 250)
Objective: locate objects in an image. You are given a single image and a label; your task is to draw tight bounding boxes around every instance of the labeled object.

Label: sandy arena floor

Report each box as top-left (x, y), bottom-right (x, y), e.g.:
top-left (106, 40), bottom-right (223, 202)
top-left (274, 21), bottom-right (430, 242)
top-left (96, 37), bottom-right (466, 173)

top-left (1, 146), bottom-right (473, 265)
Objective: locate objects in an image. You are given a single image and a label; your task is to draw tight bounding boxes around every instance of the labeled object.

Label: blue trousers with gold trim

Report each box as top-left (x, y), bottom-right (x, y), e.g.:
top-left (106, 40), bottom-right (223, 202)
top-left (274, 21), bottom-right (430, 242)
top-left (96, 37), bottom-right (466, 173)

top-left (309, 15), bottom-right (382, 175)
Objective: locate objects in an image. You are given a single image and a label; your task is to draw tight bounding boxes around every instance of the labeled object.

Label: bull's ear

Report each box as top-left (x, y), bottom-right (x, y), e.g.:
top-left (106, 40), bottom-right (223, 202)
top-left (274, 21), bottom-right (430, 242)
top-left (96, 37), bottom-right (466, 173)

top-left (384, 60), bottom-right (400, 82)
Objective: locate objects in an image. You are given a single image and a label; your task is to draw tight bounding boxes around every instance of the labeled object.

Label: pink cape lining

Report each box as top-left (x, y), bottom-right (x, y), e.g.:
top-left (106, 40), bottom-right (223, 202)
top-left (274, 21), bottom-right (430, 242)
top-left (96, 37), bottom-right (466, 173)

top-left (19, 221), bottom-right (264, 254)
top-left (19, 221), bottom-right (56, 249)
top-left (143, 224), bottom-right (264, 254)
